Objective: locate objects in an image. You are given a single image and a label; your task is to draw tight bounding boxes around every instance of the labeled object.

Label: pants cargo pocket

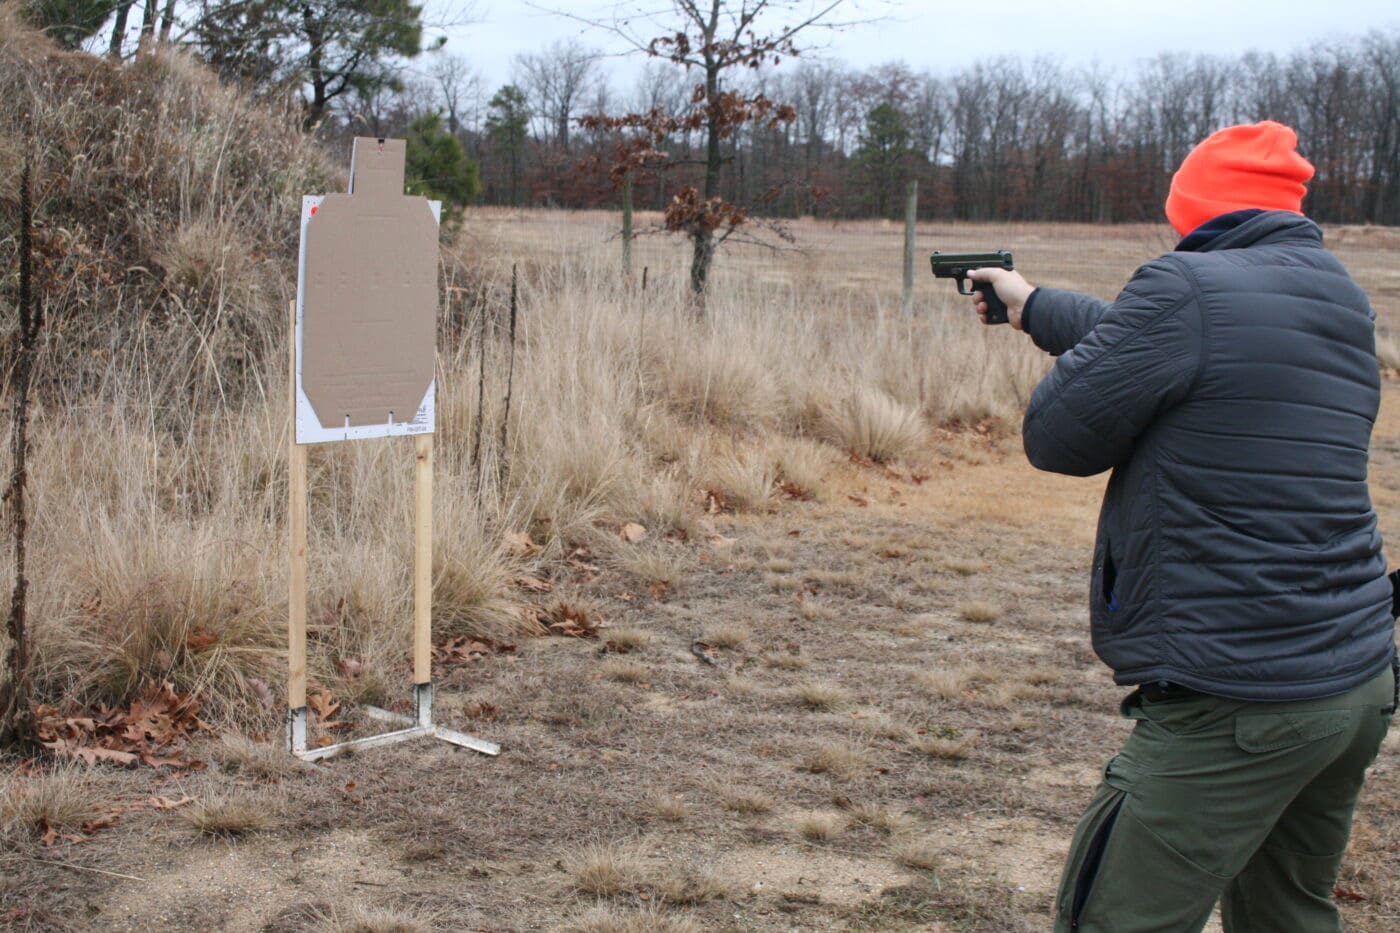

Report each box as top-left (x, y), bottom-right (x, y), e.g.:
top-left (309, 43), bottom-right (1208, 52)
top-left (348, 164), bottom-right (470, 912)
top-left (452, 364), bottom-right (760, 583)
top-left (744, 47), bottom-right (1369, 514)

top-left (1055, 781), bottom-right (1126, 932)
top-left (1070, 804), bottom-right (1230, 933)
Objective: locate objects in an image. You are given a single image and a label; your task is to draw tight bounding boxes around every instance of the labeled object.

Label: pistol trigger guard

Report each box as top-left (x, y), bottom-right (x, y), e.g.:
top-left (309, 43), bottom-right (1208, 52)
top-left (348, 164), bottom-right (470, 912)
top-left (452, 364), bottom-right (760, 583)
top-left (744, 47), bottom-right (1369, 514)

top-left (955, 277), bottom-right (975, 297)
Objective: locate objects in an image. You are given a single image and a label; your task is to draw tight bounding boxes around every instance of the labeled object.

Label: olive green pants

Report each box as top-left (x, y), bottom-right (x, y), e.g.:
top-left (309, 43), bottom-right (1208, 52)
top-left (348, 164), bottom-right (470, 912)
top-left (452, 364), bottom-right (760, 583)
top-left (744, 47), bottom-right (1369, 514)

top-left (1054, 664), bottom-right (1395, 932)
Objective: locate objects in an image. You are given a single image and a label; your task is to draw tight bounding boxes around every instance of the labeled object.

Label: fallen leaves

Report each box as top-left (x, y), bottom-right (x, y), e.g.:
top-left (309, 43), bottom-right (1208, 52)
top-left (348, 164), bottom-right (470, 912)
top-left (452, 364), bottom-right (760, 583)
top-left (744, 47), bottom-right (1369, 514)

top-left (37, 683), bottom-right (208, 770)
top-left (539, 601), bottom-right (601, 638)
top-left (463, 701), bottom-right (499, 721)
top-left (433, 637), bottom-right (517, 676)
top-left (620, 522), bottom-right (648, 543)
top-left (513, 574), bottom-right (554, 593)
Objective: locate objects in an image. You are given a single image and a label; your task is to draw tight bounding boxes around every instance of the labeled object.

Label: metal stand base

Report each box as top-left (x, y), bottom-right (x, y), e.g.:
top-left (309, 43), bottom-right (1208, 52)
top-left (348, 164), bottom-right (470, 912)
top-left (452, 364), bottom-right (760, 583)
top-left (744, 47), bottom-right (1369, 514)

top-left (288, 683), bottom-right (500, 762)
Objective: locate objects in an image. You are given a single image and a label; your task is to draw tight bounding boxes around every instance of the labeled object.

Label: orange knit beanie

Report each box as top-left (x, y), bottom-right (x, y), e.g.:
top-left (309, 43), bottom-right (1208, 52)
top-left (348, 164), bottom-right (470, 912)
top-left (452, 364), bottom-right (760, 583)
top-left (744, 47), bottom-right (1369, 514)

top-left (1165, 121), bottom-right (1315, 236)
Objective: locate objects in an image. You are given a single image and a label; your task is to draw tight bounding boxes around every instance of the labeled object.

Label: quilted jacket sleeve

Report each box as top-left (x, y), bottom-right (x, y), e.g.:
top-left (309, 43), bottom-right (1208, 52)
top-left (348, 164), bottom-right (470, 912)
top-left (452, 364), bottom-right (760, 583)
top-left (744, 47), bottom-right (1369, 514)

top-left (1023, 287), bottom-right (1112, 356)
top-left (1022, 258), bottom-right (1203, 477)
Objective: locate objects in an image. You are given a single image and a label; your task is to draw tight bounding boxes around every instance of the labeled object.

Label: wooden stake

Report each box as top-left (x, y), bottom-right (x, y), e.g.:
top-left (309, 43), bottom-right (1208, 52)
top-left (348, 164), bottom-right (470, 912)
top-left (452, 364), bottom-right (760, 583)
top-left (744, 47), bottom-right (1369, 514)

top-left (413, 433), bottom-right (433, 685)
top-left (288, 301), bottom-right (308, 711)
top-left (901, 179), bottom-right (918, 317)
top-left (621, 170), bottom-right (633, 278)
top-left (499, 265), bottom-right (517, 453)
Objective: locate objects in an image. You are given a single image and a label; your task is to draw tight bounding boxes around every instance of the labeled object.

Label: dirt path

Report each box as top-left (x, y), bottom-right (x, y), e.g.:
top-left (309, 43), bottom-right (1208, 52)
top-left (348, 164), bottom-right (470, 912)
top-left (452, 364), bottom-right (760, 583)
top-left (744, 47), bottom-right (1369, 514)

top-left (6, 413), bottom-right (1400, 932)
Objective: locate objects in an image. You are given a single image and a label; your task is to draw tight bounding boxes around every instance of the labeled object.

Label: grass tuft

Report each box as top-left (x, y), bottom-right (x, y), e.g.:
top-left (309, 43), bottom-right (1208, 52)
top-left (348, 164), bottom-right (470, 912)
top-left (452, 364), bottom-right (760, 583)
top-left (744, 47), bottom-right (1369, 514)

top-left (713, 784), bottom-right (775, 816)
top-left (803, 740), bottom-right (869, 780)
top-left (823, 388), bottom-right (926, 464)
top-left (599, 659), bottom-right (650, 684)
top-left (207, 735), bottom-right (298, 783)
top-left (850, 803), bottom-right (912, 835)
top-left (0, 764), bottom-right (102, 839)
top-left (957, 601), bottom-right (1003, 623)
top-left (314, 903), bottom-right (433, 933)
top-left (700, 622), bottom-right (750, 650)
top-left (563, 841), bottom-right (644, 897)
top-left (763, 651), bottom-right (809, 670)
top-left (913, 734), bottom-right (977, 761)
top-left (651, 867), bottom-right (731, 905)
top-left (795, 810), bottom-right (846, 841)
top-left (565, 904), bottom-right (703, 933)
top-left (645, 791), bottom-right (688, 823)
top-left (792, 680), bottom-right (853, 711)
top-left (605, 627), bottom-right (652, 651)
top-left (182, 792), bottom-right (277, 839)
top-left (893, 839), bottom-right (942, 872)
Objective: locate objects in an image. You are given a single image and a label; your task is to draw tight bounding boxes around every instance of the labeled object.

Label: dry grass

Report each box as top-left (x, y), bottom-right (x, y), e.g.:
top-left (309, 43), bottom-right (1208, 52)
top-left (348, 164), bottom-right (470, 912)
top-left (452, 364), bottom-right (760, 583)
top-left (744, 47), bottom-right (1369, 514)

top-left (182, 792), bottom-right (278, 839)
top-left (913, 733), bottom-right (978, 760)
top-left (565, 904), bottom-right (702, 933)
top-left (917, 668), bottom-right (970, 700)
top-left (725, 673), bottom-right (758, 696)
top-left (0, 764), bottom-right (102, 839)
top-left (796, 810), bottom-right (847, 842)
top-left (858, 712), bottom-right (916, 741)
top-left (958, 601), bottom-right (1003, 623)
top-left (712, 784), bottom-right (775, 815)
top-left (792, 680), bottom-right (853, 711)
top-left (562, 841), bottom-right (645, 896)
top-left (1024, 666), bottom-right (1062, 686)
top-left (206, 735), bottom-right (299, 783)
top-left (700, 622), bottom-right (750, 650)
top-left (850, 803), bottom-right (912, 835)
top-left (944, 558), bottom-right (986, 576)
top-left (763, 651), bottom-right (809, 670)
top-left (823, 388), bottom-right (927, 463)
top-left (893, 839), bottom-right (942, 872)
top-left (645, 791), bottom-right (689, 822)
top-left (770, 437), bottom-right (833, 500)
top-left (599, 659), bottom-right (650, 684)
top-left (894, 614), bottom-right (937, 637)
top-left (605, 627), bottom-right (652, 650)
top-left (650, 867), bottom-right (731, 905)
top-left (313, 903), bottom-right (433, 933)
top-left (917, 664), bottom-right (1000, 700)
top-left (708, 452), bottom-right (777, 512)
top-left (804, 739), bottom-right (870, 780)
top-left (612, 541), bottom-right (691, 589)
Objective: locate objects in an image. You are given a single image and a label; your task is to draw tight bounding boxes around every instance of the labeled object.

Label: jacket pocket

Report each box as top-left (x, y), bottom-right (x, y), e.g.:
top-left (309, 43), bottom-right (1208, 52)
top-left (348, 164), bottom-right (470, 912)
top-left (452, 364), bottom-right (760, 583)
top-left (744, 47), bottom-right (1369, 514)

top-left (1101, 544), bottom-right (1118, 612)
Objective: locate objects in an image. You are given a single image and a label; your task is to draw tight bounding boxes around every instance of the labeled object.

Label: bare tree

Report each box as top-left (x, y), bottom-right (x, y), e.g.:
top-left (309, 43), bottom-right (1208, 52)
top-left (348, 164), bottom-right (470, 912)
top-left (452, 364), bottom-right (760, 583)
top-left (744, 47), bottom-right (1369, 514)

top-left (574, 0), bottom-right (860, 304)
top-left (431, 53), bottom-right (483, 140)
top-left (515, 39), bottom-right (599, 150)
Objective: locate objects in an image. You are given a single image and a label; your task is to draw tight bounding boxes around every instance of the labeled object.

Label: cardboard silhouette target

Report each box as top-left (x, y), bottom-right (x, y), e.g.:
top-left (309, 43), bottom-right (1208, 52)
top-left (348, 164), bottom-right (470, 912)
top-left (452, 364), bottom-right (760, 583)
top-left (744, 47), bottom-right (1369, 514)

top-left (294, 137), bottom-right (442, 443)
top-left (286, 139), bottom-right (498, 762)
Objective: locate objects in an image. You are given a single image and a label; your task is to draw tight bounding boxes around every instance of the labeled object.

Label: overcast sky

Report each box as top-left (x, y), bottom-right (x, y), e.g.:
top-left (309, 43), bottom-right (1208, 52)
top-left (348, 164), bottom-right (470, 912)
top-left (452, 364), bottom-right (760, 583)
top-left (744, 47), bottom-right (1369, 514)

top-left (422, 0), bottom-right (1400, 93)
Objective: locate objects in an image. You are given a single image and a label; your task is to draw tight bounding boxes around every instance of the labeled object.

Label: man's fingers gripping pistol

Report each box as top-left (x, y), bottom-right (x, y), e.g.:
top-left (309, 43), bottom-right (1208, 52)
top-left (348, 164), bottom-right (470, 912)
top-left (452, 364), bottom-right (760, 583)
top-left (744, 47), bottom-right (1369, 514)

top-left (930, 250), bottom-right (1015, 324)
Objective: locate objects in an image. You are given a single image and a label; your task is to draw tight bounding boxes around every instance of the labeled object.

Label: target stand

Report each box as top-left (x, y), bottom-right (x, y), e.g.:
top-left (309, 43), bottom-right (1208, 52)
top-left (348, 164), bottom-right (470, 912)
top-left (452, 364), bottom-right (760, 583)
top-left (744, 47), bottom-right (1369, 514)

top-left (285, 302), bottom-right (500, 762)
top-left (284, 136), bottom-right (498, 762)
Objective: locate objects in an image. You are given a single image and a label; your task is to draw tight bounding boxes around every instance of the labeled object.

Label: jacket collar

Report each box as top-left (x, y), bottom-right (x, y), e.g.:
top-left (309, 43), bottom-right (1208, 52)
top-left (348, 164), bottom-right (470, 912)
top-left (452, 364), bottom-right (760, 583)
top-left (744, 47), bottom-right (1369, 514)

top-left (1176, 209), bottom-right (1324, 253)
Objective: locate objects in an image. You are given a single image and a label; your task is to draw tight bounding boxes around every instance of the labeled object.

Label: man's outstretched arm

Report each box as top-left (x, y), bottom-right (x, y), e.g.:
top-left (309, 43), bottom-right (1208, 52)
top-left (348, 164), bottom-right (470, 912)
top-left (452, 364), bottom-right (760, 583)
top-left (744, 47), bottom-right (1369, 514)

top-left (1020, 259), bottom-right (1203, 477)
top-left (969, 267), bottom-right (1112, 356)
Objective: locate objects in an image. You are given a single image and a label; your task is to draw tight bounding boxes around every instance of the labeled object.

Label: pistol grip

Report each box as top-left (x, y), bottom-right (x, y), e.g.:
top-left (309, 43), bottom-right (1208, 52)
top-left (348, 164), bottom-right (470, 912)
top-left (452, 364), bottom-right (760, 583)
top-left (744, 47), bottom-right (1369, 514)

top-left (960, 276), bottom-right (1008, 325)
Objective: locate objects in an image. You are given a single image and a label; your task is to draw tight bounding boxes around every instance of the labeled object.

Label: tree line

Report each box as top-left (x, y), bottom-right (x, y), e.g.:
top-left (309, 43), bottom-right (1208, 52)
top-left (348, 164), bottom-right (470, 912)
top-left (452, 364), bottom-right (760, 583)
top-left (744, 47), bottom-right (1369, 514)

top-left (19, 2), bottom-right (1400, 228)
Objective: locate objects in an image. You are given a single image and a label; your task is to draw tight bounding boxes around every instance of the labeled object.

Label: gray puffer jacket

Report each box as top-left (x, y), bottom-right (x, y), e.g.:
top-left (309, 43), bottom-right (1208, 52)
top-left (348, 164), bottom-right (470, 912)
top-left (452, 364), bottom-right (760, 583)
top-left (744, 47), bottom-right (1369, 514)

top-left (1023, 210), bottom-right (1395, 701)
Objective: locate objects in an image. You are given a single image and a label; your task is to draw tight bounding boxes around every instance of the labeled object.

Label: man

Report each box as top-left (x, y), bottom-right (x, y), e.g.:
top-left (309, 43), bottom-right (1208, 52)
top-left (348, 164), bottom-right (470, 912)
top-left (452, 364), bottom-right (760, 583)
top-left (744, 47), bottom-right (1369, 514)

top-left (968, 121), bottom-right (1397, 932)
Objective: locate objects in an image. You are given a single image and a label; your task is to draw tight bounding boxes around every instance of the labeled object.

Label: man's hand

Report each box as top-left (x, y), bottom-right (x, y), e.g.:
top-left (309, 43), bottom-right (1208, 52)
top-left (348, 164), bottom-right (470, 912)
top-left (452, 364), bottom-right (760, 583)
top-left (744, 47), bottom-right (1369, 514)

top-left (969, 268), bottom-right (1034, 331)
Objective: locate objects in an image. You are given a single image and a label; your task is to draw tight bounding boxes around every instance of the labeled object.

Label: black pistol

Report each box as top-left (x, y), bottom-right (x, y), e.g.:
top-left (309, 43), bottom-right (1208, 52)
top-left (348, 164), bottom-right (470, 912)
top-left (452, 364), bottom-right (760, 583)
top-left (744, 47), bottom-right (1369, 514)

top-left (931, 250), bottom-right (1015, 324)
